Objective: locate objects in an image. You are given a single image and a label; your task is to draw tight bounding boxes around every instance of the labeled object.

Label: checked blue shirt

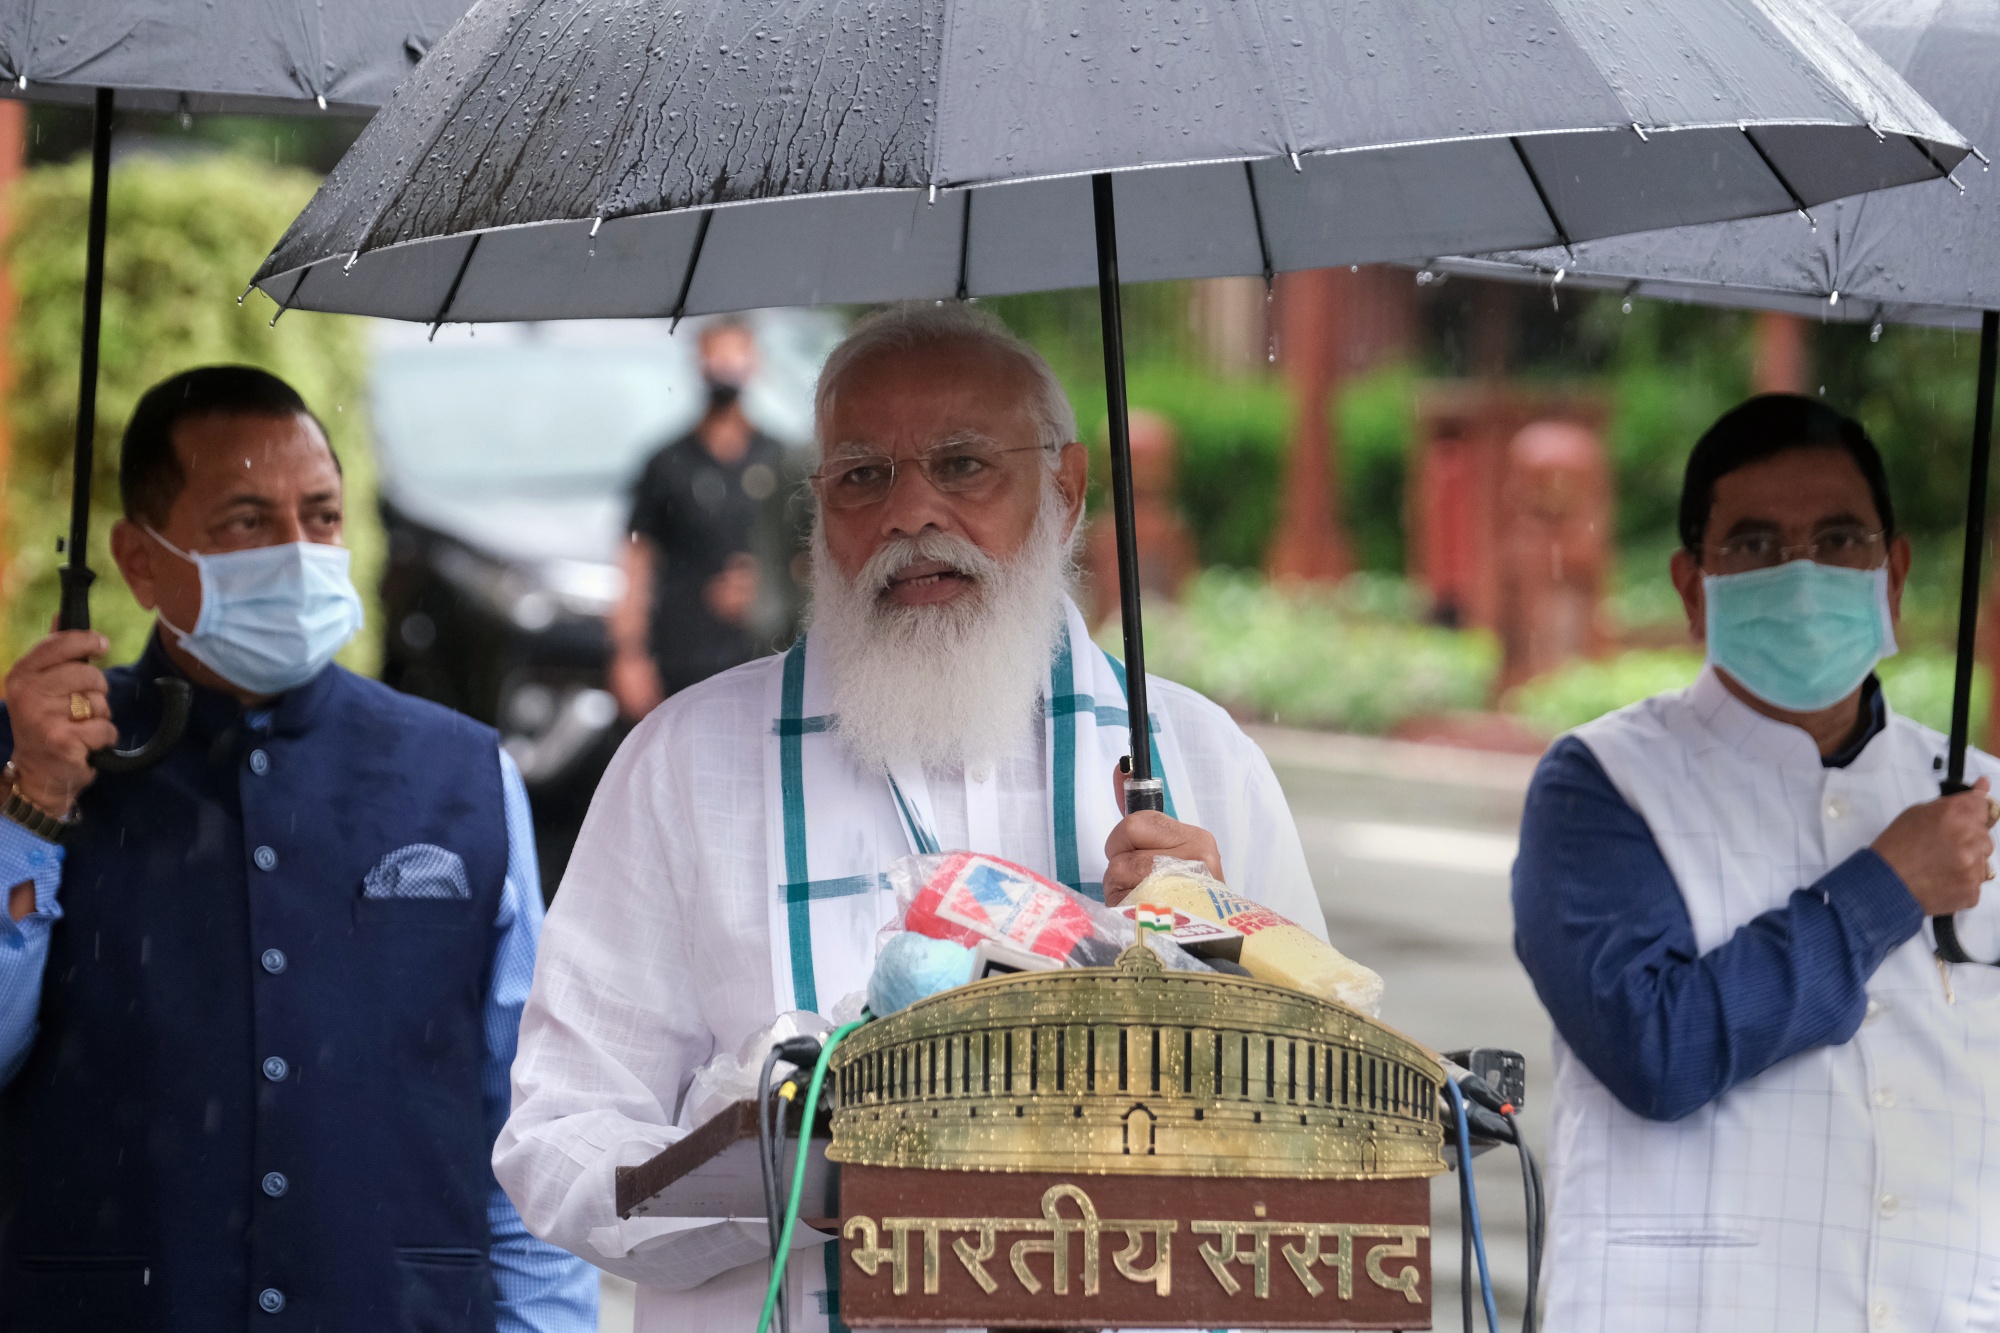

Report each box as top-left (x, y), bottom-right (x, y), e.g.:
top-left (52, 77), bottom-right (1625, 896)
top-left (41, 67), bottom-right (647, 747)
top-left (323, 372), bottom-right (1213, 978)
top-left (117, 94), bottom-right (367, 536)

top-left (0, 743), bottom-right (596, 1333)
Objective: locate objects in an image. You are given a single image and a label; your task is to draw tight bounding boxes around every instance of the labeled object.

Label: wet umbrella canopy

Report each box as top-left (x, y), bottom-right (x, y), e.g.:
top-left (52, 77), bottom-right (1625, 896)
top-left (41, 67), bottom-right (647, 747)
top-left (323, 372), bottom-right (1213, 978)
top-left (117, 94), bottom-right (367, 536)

top-left (1, 0), bottom-right (478, 767)
top-left (1441, 0), bottom-right (2000, 963)
top-left (0, 1), bottom-right (469, 115)
top-left (253, 0), bottom-right (1969, 808)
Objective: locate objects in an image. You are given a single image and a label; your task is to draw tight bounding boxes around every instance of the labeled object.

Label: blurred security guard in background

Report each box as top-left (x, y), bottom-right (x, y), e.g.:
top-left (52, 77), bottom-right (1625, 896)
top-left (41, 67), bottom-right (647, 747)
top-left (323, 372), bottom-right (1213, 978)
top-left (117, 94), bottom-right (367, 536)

top-left (608, 318), bottom-right (806, 719)
top-left (0, 367), bottom-right (596, 1331)
top-left (1515, 394), bottom-right (2000, 1332)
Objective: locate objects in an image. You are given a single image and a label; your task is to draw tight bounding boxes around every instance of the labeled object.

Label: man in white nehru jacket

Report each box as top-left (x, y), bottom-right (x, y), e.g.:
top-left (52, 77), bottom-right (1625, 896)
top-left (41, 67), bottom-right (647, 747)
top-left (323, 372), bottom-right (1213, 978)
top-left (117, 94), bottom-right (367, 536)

top-left (1515, 395), bottom-right (2000, 1332)
top-left (496, 303), bottom-right (1328, 1332)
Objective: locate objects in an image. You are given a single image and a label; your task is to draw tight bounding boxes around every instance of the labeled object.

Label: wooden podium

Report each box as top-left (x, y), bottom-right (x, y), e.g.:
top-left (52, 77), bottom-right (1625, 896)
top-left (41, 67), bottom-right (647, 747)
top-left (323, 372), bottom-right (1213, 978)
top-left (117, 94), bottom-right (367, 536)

top-left (618, 948), bottom-right (1445, 1329)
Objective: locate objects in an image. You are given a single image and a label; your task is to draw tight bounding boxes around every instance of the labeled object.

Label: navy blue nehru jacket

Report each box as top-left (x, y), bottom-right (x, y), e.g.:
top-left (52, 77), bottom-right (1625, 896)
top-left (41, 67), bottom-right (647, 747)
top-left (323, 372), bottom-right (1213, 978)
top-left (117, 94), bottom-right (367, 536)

top-left (1512, 676), bottom-right (1926, 1123)
top-left (0, 635), bottom-right (510, 1332)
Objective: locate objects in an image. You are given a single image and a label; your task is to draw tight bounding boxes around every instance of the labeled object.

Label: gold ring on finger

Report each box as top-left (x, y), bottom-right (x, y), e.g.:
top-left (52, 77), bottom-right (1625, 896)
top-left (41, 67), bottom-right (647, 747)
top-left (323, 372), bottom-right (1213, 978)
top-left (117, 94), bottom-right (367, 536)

top-left (68, 692), bottom-right (92, 722)
top-left (1986, 796), bottom-right (2000, 829)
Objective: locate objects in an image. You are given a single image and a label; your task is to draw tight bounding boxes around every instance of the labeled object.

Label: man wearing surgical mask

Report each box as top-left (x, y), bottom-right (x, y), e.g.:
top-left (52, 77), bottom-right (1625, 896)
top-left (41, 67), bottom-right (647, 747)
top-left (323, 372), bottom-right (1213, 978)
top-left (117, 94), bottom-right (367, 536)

top-left (0, 367), bottom-right (596, 1331)
top-left (1514, 394), bottom-right (2000, 1332)
top-left (608, 319), bottom-right (808, 719)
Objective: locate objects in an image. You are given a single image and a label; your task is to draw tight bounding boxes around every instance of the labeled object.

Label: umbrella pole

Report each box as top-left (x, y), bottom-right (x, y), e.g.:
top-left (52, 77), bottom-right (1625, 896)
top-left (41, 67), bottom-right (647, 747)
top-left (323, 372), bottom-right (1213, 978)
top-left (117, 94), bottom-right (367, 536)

top-left (1091, 173), bottom-right (1164, 814)
top-left (1935, 308), bottom-right (2000, 964)
top-left (58, 87), bottom-right (114, 634)
top-left (53, 90), bottom-right (189, 773)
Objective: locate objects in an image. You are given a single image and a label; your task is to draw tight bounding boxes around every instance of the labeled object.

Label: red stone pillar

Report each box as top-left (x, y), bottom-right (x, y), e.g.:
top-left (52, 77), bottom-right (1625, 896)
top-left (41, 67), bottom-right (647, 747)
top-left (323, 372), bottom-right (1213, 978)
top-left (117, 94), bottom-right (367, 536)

top-left (1752, 312), bottom-right (1809, 395)
top-left (1267, 267), bottom-right (1352, 583)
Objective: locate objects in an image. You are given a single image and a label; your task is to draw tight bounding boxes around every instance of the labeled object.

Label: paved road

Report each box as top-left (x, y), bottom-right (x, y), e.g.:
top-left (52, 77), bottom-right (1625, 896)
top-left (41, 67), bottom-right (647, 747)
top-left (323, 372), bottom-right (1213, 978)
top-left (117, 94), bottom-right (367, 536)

top-left (597, 728), bottom-right (1551, 1332)
top-left (1253, 726), bottom-right (1547, 1332)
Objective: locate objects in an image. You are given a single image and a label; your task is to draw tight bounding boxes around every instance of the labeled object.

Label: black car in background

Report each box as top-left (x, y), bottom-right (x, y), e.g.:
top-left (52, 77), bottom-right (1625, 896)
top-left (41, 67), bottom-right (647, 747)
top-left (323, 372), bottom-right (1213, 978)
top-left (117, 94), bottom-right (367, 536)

top-left (371, 314), bottom-right (840, 890)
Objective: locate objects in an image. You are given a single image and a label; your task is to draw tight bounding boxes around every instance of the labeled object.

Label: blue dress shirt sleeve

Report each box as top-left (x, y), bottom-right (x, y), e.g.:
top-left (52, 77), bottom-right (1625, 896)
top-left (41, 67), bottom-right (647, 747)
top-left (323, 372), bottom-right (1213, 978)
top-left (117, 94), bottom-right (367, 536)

top-left (0, 817), bottom-right (64, 1087)
top-left (1512, 735), bottom-right (1924, 1123)
top-left (486, 749), bottom-right (599, 1333)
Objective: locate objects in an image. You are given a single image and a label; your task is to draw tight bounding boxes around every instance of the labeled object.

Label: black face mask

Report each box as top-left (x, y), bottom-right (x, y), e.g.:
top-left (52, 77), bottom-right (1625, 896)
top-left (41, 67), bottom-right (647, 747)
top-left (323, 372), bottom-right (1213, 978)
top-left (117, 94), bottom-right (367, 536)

top-left (705, 378), bottom-right (742, 412)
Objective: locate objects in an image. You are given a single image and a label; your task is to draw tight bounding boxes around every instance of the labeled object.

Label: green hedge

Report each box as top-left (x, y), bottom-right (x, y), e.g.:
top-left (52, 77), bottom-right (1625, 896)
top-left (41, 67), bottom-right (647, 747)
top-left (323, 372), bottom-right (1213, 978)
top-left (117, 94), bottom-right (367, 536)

top-left (1067, 360), bottom-right (1416, 574)
top-left (3, 154), bottom-right (374, 673)
top-left (1506, 645), bottom-right (1989, 739)
top-left (1116, 569), bottom-right (1498, 734)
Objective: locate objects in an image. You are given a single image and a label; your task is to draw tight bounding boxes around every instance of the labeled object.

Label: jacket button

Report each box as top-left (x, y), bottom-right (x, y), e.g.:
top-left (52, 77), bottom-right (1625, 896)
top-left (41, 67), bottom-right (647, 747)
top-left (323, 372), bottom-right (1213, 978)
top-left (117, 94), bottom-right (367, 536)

top-left (262, 1171), bottom-right (289, 1197)
top-left (249, 749), bottom-right (270, 776)
top-left (1874, 1085), bottom-right (1896, 1108)
top-left (262, 1056), bottom-right (289, 1082)
top-left (260, 948), bottom-right (287, 975)
top-left (1879, 1192), bottom-right (1899, 1217)
top-left (254, 846), bottom-right (278, 871)
top-left (1864, 999), bottom-right (1884, 1026)
top-left (258, 1288), bottom-right (286, 1314)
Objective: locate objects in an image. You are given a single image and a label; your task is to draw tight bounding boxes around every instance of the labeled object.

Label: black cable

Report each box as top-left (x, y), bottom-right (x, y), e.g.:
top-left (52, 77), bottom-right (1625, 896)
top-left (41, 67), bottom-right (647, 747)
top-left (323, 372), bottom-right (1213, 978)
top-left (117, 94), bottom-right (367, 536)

top-left (756, 1047), bottom-right (790, 1333)
top-left (1504, 1110), bottom-right (1541, 1333)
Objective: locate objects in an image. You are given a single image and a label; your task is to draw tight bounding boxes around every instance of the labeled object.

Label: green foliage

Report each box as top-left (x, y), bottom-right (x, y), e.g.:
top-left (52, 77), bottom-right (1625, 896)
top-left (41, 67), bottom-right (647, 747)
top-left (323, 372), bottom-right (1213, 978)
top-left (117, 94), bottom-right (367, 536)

top-left (1505, 648), bottom-right (1702, 735)
top-left (1505, 645), bottom-right (1988, 739)
top-left (1337, 364), bottom-right (1418, 573)
top-left (3, 154), bottom-right (376, 674)
top-left (994, 285), bottom-right (1417, 575)
top-left (1877, 651), bottom-right (1991, 738)
top-left (1578, 296), bottom-right (1754, 543)
top-left (1118, 569), bottom-right (1498, 734)
top-left (1820, 320), bottom-right (1982, 538)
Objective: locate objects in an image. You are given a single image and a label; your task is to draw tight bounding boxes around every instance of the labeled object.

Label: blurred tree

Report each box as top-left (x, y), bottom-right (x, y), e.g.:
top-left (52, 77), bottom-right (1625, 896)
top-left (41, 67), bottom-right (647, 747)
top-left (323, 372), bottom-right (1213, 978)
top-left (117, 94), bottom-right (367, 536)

top-left (2, 152), bottom-right (376, 673)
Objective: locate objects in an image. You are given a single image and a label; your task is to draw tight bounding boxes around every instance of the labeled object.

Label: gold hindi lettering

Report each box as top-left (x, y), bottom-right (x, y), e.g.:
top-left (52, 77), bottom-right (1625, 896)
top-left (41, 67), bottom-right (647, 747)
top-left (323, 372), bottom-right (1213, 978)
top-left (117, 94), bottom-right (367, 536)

top-left (843, 1185), bottom-right (1425, 1304)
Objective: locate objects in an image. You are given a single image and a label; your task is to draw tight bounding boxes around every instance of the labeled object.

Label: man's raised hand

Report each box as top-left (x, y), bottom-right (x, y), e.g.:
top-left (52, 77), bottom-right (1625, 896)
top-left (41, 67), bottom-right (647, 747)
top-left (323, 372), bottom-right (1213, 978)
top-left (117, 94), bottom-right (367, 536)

top-left (3, 631), bottom-right (115, 817)
top-left (1872, 775), bottom-right (1996, 917)
top-left (1103, 763), bottom-right (1224, 905)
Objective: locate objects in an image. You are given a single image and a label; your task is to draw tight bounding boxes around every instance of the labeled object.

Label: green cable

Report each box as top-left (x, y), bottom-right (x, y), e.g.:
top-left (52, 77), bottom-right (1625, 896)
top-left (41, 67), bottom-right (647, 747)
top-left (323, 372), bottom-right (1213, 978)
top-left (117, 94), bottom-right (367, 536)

top-left (756, 1019), bottom-right (865, 1333)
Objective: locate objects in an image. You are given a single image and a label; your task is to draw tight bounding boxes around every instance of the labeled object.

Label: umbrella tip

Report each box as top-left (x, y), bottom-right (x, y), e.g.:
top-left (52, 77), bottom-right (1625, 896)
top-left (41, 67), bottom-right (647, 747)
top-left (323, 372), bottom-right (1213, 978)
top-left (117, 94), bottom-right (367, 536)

top-left (1973, 146), bottom-right (1992, 168)
top-left (1629, 122), bottom-right (1649, 142)
top-left (237, 282), bottom-right (253, 306)
top-left (928, 182), bottom-right (937, 205)
top-left (343, 251), bottom-right (359, 274)
top-left (1289, 151), bottom-right (1302, 173)
top-left (316, 94), bottom-right (327, 111)
top-left (14, 76), bottom-right (23, 91)
top-left (590, 216), bottom-right (603, 237)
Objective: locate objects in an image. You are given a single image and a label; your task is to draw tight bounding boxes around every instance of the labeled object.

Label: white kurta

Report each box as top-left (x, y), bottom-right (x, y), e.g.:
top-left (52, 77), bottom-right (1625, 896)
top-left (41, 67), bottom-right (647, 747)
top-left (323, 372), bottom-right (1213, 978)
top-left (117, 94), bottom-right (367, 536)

top-left (494, 636), bottom-right (1324, 1333)
top-left (1549, 666), bottom-right (2000, 1333)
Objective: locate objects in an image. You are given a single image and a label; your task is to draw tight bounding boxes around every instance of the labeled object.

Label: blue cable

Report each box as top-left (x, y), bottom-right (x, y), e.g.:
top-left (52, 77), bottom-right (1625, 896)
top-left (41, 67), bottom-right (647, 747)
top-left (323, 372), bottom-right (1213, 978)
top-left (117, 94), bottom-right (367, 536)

top-left (1446, 1078), bottom-right (1502, 1333)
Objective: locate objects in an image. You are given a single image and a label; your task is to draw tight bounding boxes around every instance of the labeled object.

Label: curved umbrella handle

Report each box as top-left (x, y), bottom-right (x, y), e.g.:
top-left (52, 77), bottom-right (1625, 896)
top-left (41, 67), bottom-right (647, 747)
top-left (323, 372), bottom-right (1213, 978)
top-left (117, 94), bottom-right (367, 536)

top-left (89, 678), bottom-right (192, 774)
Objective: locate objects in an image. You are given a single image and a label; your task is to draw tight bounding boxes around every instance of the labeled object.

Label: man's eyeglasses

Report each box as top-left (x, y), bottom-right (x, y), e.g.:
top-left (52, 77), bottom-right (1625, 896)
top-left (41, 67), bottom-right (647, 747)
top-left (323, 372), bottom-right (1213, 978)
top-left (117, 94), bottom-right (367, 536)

top-left (810, 440), bottom-right (1051, 510)
top-left (1702, 525), bottom-right (1888, 575)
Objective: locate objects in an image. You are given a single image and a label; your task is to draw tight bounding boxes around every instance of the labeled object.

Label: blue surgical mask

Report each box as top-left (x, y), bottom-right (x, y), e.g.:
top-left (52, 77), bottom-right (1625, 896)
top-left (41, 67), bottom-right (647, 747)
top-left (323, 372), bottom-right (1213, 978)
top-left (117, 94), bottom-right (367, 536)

top-left (147, 528), bottom-right (364, 695)
top-left (1703, 560), bottom-right (1896, 713)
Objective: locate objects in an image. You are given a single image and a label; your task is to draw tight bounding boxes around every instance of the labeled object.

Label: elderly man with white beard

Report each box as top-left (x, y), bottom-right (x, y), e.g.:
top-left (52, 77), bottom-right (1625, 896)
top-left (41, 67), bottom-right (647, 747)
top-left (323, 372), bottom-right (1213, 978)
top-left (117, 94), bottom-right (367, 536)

top-left (494, 303), bottom-right (1328, 1333)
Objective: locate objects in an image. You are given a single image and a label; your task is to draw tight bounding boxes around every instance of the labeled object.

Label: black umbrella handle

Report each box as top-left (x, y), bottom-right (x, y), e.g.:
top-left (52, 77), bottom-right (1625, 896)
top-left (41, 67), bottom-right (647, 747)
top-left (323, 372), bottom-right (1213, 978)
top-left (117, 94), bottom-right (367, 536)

top-left (1936, 310), bottom-right (2000, 965)
top-left (62, 88), bottom-right (188, 775)
top-left (90, 679), bottom-right (193, 773)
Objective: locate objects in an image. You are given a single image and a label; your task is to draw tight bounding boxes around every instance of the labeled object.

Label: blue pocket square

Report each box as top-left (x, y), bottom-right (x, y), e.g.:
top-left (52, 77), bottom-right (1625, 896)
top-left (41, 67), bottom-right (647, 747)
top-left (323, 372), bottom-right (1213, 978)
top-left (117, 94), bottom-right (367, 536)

top-left (362, 844), bottom-right (471, 900)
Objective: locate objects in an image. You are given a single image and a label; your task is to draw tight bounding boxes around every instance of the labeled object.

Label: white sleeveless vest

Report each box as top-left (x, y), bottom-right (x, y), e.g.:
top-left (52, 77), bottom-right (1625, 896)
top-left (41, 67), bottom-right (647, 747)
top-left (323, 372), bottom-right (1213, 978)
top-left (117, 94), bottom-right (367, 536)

top-left (1546, 667), bottom-right (2000, 1333)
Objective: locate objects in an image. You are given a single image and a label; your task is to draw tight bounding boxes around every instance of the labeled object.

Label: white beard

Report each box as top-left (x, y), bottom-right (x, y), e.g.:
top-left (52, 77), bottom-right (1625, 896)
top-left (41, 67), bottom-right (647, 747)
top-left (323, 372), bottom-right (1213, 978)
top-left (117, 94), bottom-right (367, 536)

top-left (808, 488), bottom-right (1076, 775)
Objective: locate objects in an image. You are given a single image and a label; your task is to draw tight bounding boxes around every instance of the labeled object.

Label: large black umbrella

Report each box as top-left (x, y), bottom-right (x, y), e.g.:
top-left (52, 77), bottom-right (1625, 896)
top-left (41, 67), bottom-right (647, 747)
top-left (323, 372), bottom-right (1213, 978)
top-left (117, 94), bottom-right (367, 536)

top-left (1440, 0), bottom-right (2000, 964)
top-left (250, 0), bottom-right (1968, 813)
top-left (0, 0), bottom-right (476, 767)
